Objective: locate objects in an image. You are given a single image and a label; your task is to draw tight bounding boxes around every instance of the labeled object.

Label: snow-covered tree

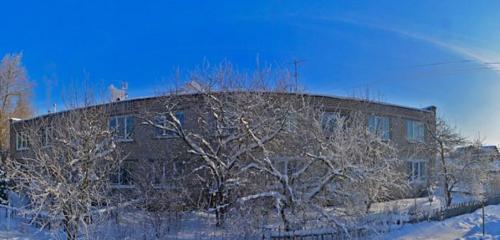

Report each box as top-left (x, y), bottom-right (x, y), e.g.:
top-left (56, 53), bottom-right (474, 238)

top-left (452, 139), bottom-right (493, 201)
top-left (143, 62), bottom-right (294, 226)
top-left (5, 104), bottom-right (124, 240)
top-left (426, 118), bottom-right (467, 206)
top-left (130, 158), bottom-right (190, 239)
top-left (240, 99), bottom-right (406, 231)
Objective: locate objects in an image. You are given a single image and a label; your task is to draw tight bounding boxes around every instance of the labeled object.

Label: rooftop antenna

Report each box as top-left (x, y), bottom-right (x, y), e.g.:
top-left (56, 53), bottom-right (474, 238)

top-left (47, 103), bottom-right (57, 114)
top-left (109, 82), bottom-right (128, 102)
top-left (290, 59), bottom-right (305, 92)
top-left (186, 80), bottom-right (206, 92)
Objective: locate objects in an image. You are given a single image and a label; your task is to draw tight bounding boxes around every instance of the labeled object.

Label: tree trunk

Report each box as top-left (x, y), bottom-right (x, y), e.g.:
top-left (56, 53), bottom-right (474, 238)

top-left (214, 187), bottom-right (225, 227)
top-left (365, 200), bottom-right (373, 214)
top-left (63, 209), bottom-right (78, 240)
top-left (444, 183), bottom-right (452, 207)
top-left (440, 143), bottom-right (452, 207)
top-left (279, 204), bottom-right (290, 232)
top-left (64, 216), bottom-right (78, 240)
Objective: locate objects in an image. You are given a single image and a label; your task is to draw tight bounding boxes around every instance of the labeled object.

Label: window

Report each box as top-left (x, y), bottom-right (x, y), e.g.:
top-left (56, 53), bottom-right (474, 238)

top-left (173, 160), bottom-right (185, 177)
top-left (408, 160), bottom-right (426, 182)
top-left (274, 156), bottom-right (300, 176)
top-left (39, 127), bottom-right (53, 147)
top-left (406, 120), bottom-right (425, 142)
top-left (154, 112), bottom-right (184, 138)
top-left (368, 115), bottom-right (390, 140)
top-left (149, 159), bottom-right (184, 188)
top-left (286, 112), bottom-right (298, 133)
top-left (321, 112), bottom-right (339, 133)
top-left (149, 159), bottom-right (167, 186)
top-left (109, 115), bottom-right (135, 141)
top-left (16, 131), bottom-right (29, 150)
top-left (111, 160), bottom-right (136, 186)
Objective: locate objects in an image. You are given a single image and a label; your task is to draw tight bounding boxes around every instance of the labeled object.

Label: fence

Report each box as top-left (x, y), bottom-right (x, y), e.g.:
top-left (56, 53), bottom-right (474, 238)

top-left (265, 194), bottom-right (500, 240)
top-left (409, 194), bottom-right (500, 223)
top-left (267, 228), bottom-right (371, 240)
top-left (0, 203), bottom-right (54, 231)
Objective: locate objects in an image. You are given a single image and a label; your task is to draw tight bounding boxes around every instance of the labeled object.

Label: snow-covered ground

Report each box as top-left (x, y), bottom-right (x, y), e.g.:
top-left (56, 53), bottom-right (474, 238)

top-left (1, 198), bottom-right (498, 239)
top-left (0, 207), bottom-right (260, 239)
top-left (385, 204), bottom-right (500, 239)
top-left (0, 209), bottom-right (51, 240)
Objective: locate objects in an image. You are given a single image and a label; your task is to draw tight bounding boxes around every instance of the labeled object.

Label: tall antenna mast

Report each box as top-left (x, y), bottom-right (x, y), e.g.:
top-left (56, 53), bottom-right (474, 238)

top-left (291, 59), bottom-right (305, 92)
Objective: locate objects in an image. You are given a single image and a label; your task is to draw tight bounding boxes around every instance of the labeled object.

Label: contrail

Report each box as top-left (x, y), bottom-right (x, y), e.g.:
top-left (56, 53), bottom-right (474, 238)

top-left (318, 16), bottom-right (500, 74)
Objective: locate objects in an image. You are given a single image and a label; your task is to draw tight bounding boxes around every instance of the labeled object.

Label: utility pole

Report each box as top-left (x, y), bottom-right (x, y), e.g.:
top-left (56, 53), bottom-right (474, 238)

top-left (482, 201), bottom-right (485, 237)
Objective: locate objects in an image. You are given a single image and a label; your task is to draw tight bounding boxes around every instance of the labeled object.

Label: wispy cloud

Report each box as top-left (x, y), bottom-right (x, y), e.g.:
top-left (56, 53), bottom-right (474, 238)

top-left (318, 16), bottom-right (500, 74)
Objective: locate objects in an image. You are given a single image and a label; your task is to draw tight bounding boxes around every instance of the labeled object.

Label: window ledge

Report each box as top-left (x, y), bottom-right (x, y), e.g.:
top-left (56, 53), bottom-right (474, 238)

top-left (409, 179), bottom-right (426, 184)
top-left (152, 184), bottom-right (178, 190)
top-left (153, 135), bottom-right (179, 139)
top-left (407, 140), bottom-right (425, 144)
top-left (111, 185), bottom-right (135, 189)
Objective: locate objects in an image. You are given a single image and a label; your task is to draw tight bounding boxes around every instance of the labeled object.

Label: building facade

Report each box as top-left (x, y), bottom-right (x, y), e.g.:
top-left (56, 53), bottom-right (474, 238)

top-left (10, 92), bottom-right (437, 196)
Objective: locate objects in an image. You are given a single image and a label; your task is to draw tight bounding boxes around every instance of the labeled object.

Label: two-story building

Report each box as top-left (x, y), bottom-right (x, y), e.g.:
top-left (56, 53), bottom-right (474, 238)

top-left (9, 92), bottom-right (436, 197)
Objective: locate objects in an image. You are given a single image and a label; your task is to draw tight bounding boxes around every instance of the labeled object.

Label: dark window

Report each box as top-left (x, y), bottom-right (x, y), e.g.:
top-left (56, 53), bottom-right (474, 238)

top-left (39, 127), bottom-right (53, 146)
top-left (16, 131), bottom-right (29, 150)
top-left (368, 115), bottom-right (390, 140)
top-left (406, 120), bottom-right (425, 142)
top-left (321, 112), bottom-right (339, 133)
top-left (111, 160), bottom-right (136, 186)
top-left (109, 115), bottom-right (135, 141)
top-left (408, 160), bottom-right (426, 182)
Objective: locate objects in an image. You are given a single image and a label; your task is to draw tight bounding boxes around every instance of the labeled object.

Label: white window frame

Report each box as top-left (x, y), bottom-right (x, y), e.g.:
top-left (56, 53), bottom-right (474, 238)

top-left (149, 159), bottom-right (184, 190)
top-left (109, 115), bottom-right (134, 142)
top-left (406, 120), bottom-right (425, 143)
top-left (40, 127), bottom-right (53, 147)
top-left (286, 112), bottom-right (298, 133)
top-left (368, 115), bottom-right (390, 140)
top-left (16, 131), bottom-right (29, 151)
top-left (408, 160), bottom-right (427, 183)
top-left (154, 112), bottom-right (184, 138)
top-left (151, 160), bottom-right (169, 188)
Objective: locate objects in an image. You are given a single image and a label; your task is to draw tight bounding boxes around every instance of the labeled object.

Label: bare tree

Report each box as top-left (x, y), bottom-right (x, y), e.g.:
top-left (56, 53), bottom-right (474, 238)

top-left (426, 118), bottom-right (467, 206)
top-left (452, 139), bottom-right (493, 202)
top-left (142, 62), bottom-right (293, 227)
top-left (0, 53), bottom-right (32, 153)
top-left (131, 159), bottom-right (189, 239)
top-left (240, 101), bottom-right (405, 232)
top-left (6, 101), bottom-right (124, 239)
top-left (0, 53), bottom-right (32, 206)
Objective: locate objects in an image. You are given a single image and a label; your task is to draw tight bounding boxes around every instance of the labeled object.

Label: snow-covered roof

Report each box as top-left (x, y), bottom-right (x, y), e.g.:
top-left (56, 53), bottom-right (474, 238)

top-left (455, 145), bottom-right (499, 155)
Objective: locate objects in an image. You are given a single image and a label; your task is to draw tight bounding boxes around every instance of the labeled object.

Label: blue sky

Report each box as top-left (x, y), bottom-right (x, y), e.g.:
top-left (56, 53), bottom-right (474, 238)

top-left (2, 1), bottom-right (500, 144)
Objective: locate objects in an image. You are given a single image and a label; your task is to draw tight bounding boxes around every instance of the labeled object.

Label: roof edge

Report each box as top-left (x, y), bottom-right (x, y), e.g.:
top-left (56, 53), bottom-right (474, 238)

top-left (16, 91), bottom-right (435, 123)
